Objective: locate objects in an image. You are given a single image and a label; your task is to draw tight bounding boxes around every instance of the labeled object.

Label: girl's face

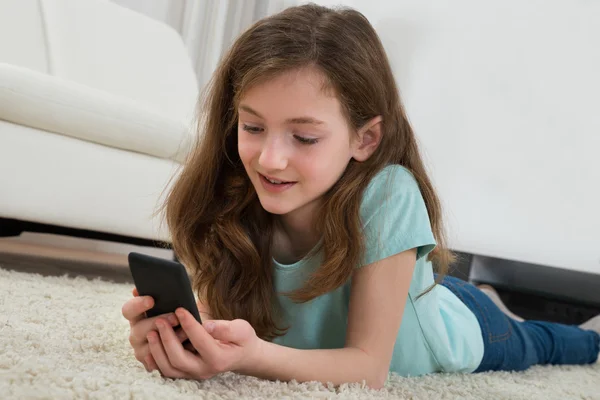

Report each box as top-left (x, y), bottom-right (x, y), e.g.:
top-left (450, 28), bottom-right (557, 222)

top-left (237, 67), bottom-right (356, 221)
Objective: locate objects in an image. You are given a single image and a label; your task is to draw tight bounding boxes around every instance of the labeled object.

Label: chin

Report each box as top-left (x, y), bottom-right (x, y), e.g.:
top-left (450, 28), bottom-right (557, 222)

top-left (256, 197), bottom-right (294, 215)
top-left (259, 202), bottom-right (291, 215)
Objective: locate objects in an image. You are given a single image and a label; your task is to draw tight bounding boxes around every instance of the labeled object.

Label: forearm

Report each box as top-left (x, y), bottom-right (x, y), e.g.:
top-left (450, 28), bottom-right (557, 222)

top-left (238, 339), bottom-right (387, 389)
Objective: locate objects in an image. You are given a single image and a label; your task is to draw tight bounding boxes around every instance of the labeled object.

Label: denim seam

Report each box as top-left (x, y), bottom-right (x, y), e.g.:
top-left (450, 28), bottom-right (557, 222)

top-left (444, 280), bottom-right (512, 343)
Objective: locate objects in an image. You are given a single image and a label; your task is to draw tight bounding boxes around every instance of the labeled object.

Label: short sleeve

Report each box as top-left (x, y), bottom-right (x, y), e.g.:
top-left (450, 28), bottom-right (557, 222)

top-left (359, 165), bottom-right (437, 267)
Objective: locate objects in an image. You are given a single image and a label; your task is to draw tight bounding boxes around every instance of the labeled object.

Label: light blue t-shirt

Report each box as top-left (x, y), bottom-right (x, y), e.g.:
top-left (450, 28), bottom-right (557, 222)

top-left (271, 165), bottom-right (484, 377)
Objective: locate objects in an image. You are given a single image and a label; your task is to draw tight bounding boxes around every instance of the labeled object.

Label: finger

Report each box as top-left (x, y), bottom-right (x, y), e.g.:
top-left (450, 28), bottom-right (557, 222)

top-left (130, 313), bottom-right (180, 346)
top-left (183, 341), bottom-right (197, 354)
top-left (175, 328), bottom-right (196, 353)
top-left (204, 319), bottom-right (251, 343)
top-left (147, 331), bottom-right (188, 379)
top-left (122, 296), bottom-right (154, 324)
top-left (175, 327), bottom-right (189, 343)
top-left (145, 354), bottom-right (159, 372)
top-left (135, 347), bottom-right (150, 370)
top-left (134, 347), bottom-right (149, 368)
top-left (176, 309), bottom-right (222, 363)
top-left (133, 287), bottom-right (139, 297)
top-left (147, 332), bottom-right (181, 378)
top-left (156, 319), bottom-right (199, 374)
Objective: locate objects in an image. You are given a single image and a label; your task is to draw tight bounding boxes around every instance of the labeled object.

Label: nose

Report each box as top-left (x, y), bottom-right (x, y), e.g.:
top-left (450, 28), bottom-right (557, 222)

top-left (258, 135), bottom-right (288, 171)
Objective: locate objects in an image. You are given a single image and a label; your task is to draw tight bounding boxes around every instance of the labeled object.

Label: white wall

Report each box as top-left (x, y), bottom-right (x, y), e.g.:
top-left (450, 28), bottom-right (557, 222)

top-left (111, 0), bottom-right (176, 28)
top-left (309, 0), bottom-right (600, 274)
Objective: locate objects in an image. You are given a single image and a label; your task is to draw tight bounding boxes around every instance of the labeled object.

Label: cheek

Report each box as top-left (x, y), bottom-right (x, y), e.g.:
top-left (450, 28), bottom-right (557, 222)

top-left (237, 135), bottom-right (256, 165)
top-left (297, 145), bottom-right (349, 183)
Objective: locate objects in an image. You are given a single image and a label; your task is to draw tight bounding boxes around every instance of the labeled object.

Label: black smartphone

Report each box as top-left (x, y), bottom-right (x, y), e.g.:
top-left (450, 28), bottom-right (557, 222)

top-left (127, 252), bottom-right (202, 324)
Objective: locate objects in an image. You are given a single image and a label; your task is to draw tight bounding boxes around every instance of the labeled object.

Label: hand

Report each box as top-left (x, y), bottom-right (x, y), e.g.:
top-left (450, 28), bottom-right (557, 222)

top-left (147, 308), bottom-right (261, 380)
top-left (121, 288), bottom-right (192, 372)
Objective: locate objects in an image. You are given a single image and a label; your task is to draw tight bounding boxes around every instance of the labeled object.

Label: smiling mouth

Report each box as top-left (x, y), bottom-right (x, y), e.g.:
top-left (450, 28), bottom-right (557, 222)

top-left (259, 173), bottom-right (296, 185)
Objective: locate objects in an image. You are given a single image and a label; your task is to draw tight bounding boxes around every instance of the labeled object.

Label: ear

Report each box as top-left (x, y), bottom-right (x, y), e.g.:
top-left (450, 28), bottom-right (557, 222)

top-left (351, 116), bottom-right (382, 162)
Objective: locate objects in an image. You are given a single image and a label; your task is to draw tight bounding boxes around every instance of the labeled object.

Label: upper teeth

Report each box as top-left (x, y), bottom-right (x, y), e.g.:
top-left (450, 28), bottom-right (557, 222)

top-left (267, 177), bottom-right (284, 184)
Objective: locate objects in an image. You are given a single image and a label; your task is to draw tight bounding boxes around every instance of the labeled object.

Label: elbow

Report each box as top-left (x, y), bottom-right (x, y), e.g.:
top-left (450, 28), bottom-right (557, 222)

top-left (355, 350), bottom-right (388, 389)
top-left (365, 372), bottom-right (387, 390)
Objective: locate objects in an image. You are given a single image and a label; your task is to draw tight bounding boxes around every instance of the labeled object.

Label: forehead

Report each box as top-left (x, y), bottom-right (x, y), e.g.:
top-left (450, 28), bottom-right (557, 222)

top-left (238, 67), bottom-right (344, 123)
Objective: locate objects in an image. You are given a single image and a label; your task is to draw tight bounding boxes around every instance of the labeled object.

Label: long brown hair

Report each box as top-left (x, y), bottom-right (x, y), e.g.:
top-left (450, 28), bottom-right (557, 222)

top-left (161, 3), bottom-right (454, 340)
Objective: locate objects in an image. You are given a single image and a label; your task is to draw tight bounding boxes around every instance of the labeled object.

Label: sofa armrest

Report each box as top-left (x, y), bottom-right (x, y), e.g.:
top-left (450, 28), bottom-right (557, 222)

top-left (0, 62), bottom-right (193, 163)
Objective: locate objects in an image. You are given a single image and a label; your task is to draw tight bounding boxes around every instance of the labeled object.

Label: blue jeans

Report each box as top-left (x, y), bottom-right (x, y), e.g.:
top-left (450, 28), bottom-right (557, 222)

top-left (439, 275), bottom-right (600, 372)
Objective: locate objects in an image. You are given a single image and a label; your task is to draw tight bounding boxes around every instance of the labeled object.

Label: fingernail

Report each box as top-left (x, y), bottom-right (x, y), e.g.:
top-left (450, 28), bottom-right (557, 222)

top-left (144, 298), bottom-right (153, 308)
top-left (205, 322), bottom-right (215, 333)
top-left (176, 309), bottom-right (185, 319)
top-left (156, 320), bottom-right (165, 329)
top-left (147, 334), bottom-right (156, 343)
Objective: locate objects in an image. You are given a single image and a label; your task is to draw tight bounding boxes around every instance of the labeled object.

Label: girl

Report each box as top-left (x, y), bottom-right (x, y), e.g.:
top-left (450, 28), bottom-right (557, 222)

top-left (121, 3), bottom-right (600, 389)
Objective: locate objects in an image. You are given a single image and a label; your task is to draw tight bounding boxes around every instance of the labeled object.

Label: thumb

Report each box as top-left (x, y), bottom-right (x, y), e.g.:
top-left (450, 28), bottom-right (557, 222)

top-left (204, 319), bottom-right (253, 343)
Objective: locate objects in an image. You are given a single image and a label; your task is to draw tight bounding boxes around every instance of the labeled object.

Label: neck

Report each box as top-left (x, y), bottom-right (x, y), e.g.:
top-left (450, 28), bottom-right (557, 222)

top-left (273, 203), bottom-right (321, 263)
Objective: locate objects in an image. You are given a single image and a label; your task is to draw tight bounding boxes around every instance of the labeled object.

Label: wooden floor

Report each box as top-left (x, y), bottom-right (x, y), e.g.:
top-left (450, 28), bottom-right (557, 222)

top-left (0, 233), bottom-right (173, 284)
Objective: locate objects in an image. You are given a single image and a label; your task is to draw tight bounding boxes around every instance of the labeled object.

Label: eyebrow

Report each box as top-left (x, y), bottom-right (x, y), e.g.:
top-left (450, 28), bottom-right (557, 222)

top-left (239, 104), bottom-right (325, 126)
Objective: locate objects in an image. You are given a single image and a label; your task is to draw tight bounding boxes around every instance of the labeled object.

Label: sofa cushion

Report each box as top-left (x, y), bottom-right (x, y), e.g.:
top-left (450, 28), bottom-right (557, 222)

top-left (0, 63), bottom-right (192, 163)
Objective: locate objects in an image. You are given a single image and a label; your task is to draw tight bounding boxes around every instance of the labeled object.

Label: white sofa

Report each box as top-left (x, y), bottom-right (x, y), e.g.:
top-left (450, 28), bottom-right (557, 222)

top-left (0, 0), bottom-right (198, 246)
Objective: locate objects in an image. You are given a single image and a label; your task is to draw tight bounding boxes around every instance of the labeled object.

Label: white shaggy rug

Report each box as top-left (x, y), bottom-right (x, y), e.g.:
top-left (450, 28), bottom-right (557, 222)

top-left (1, 266), bottom-right (599, 400)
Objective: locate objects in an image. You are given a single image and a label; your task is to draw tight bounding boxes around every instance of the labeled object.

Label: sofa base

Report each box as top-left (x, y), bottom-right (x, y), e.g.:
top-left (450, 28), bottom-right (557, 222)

top-left (0, 217), bottom-right (170, 249)
top-left (0, 120), bottom-right (180, 243)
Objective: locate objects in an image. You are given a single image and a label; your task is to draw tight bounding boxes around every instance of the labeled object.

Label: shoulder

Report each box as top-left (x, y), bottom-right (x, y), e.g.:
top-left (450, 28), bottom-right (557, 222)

top-left (359, 164), bottom-right (436, 266)
top-left (360, 164), bottom-right (423, 223)
top-left (371, 164), bottom-right (418, 185)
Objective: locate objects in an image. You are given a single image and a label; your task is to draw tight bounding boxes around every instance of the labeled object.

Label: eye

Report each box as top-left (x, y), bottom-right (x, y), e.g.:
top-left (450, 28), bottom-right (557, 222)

top-left (242, 124), bottom-right (263, 134)
top-left (294, 135), bottom-right (319, 145)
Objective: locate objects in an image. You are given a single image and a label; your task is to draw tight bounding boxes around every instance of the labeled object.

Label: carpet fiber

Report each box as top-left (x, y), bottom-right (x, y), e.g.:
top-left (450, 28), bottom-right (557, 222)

top-left (1, 266), bottom-right (599, 400)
